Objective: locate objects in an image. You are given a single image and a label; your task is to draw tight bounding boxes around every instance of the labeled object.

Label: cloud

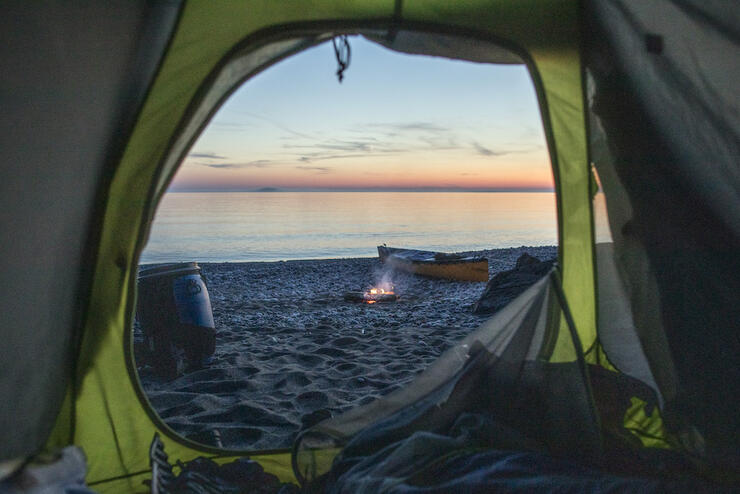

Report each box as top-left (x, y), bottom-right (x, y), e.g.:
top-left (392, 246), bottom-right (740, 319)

top-left (472, 140), bottom-right (545, 157)
top-left (201, 159), bottom-right (274, 169)
top-left (242, 112), bottom-right (315, 139)
top-left (362, 121), bottom-right (461, 152)
top-left (419, 134), bottom-right (459, 150)
top-left (315, 141), bottom-right (374, 152)
top-left (396, 122), bottom-right (449, 132)
top-left (198, 119), bottom-right (542, 171)
top-left (472, 141), bottom-right (504, 156)
top-left (212, 121), bottom-right (251, 131)
top-left (285, 138), bottom-right (383, 154)
top-left (296, 165), bottom-right (332, 174)
top-left (282, 121), bottom-right (460, 164)
top-left (365, 122), bottom-right (449, 133)
top-left (201, 163), bottom-right (241, 169)
top-left (189, 151), bottom-right (227, 160)
top-left (297, 152), bottom-right (383, 163)
top-left (243, 160), bottom-right (273, 167)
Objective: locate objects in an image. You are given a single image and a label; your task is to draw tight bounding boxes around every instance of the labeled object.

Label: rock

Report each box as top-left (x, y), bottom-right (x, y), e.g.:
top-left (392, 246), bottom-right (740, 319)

top-left (515, 252), bottom-right (541, 269)
top-left (472, 253), bottom-right (556, 315)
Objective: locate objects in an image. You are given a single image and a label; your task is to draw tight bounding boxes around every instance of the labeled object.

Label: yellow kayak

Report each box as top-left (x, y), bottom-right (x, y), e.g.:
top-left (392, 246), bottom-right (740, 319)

top-left (377, 246), bottom-right (489, 282)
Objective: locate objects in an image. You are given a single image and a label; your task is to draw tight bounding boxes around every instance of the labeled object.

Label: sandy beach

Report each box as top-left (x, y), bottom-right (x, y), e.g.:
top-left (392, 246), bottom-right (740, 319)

top-left (136, 246), bottom-right (556, 451)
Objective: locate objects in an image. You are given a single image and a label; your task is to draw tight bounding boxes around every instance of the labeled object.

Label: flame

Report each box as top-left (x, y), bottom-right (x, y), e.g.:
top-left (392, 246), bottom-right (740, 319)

top-left (369, 288), bottom-right (393, 295)
top-left (363, 284), bottom-right (395, 303)
top-left (367, 286), bottom-right (394, 296)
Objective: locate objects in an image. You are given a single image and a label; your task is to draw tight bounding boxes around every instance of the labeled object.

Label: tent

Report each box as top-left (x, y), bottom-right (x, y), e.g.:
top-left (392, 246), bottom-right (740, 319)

top-left (0, 0), bottom-right (737, 491)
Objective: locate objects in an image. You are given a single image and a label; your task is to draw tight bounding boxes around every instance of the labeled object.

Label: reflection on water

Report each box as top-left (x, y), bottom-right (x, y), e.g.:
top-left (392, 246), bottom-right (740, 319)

top-left (142, 191), bottom-right (558, 263)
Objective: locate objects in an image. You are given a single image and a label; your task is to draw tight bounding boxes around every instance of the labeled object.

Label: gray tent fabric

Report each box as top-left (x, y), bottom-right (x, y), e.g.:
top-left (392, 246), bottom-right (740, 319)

top-left (585, 0), bottom-right (740, 469)
top-left (591, 0), bottom-right (740, 237)
top-left (595, 243), bottom-right (661, 404)
top-left (0, 0), bottom-right (182, 461)
top-left (364, 30), bottom-right (524, 65)
top-left (314, 430), bottom-right (721, 493)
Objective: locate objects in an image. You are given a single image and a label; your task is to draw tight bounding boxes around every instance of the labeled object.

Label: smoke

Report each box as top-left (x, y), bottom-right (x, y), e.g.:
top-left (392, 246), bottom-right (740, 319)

top-left (373, 265), bottom-right (396, 292)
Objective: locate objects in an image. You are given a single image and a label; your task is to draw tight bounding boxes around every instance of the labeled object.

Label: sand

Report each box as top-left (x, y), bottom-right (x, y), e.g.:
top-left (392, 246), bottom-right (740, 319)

top-left (136, 246), bottom-right (556, 451)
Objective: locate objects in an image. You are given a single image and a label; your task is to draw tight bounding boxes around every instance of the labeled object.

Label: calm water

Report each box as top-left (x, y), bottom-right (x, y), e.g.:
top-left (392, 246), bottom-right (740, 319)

top-left (141, 192), bottom-right (558, 263)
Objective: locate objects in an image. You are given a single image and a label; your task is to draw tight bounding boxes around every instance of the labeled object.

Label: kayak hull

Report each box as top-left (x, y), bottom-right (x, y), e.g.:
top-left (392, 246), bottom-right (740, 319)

top-left (377, 246), bottom-right (489, 282)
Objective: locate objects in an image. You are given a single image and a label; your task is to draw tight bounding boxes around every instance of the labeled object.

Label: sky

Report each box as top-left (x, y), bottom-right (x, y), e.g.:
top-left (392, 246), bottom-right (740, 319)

top-left (170, 36), bottom-right (553, 192)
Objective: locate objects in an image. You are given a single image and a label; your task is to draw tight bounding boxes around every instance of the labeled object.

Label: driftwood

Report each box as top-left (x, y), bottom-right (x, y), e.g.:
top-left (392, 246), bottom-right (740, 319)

top-left (343, 291), bottom-right (398, 303)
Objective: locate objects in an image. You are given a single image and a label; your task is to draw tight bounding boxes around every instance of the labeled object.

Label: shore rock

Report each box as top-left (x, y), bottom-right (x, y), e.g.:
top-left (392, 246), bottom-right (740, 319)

top-left (472, 253), bottom-right (556, 315)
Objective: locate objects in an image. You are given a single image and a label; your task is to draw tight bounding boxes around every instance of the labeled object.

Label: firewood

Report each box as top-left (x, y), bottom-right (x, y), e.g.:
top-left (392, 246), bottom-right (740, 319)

top-left (343, 291), bottom-right (397, 303)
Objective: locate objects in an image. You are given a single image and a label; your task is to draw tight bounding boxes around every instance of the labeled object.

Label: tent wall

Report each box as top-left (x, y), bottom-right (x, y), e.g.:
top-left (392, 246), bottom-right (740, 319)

top-left (1, 0), bottom-right (735, 486)
top-left (585, 0), bottom-right (740, 469)
top-left (0, 0), bottom-right (181, 462)
top-left (594, 243), bottom-right (660, 401)
top-left (51, 1), bottom-right (595, 489)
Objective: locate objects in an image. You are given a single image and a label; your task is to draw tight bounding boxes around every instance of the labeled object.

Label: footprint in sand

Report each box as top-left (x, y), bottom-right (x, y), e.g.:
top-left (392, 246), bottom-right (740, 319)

top-left (296, 391), bottom-right (329, 410)
top-left (331, 336), bottom-right (359, 347)
top-left (313, 346), bottom-right (348, 358)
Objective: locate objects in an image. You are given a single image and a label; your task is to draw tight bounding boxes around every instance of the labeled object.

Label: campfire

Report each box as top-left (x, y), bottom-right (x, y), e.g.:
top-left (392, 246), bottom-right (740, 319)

top-left (364, 286), bottom-right (397, 304)
top-left (344, 284), bottom-right (398, 304)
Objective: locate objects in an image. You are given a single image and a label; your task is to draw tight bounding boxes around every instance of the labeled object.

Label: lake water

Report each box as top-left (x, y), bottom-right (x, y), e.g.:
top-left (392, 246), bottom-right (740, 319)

top-left (141, 192), bottom-right (559, 263)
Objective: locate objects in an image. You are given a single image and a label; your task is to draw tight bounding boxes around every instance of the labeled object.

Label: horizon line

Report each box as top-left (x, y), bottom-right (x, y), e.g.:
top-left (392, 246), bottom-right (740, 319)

top-left (166, 186), bottom-right (556, 193)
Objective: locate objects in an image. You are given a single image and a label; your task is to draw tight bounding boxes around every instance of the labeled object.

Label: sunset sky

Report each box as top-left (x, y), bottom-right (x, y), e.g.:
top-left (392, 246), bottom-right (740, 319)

top-left (170, 36), bottom-right (553, 192)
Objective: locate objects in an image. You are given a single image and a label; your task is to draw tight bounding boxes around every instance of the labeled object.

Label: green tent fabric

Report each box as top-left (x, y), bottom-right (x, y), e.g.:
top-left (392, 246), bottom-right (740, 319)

top-left (52, 2), bottom-right (595, 489)
top-left (0, 0), bottom-right (737, 491)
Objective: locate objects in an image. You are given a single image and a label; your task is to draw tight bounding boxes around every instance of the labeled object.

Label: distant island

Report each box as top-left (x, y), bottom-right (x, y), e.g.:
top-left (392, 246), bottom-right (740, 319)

top-left (255, 187), bottom-right (280, 192)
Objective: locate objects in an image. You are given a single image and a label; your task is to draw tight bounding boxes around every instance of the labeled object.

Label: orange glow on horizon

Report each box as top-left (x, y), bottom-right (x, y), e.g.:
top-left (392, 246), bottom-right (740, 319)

top-left (170, 157), bottom-right (554, 192)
